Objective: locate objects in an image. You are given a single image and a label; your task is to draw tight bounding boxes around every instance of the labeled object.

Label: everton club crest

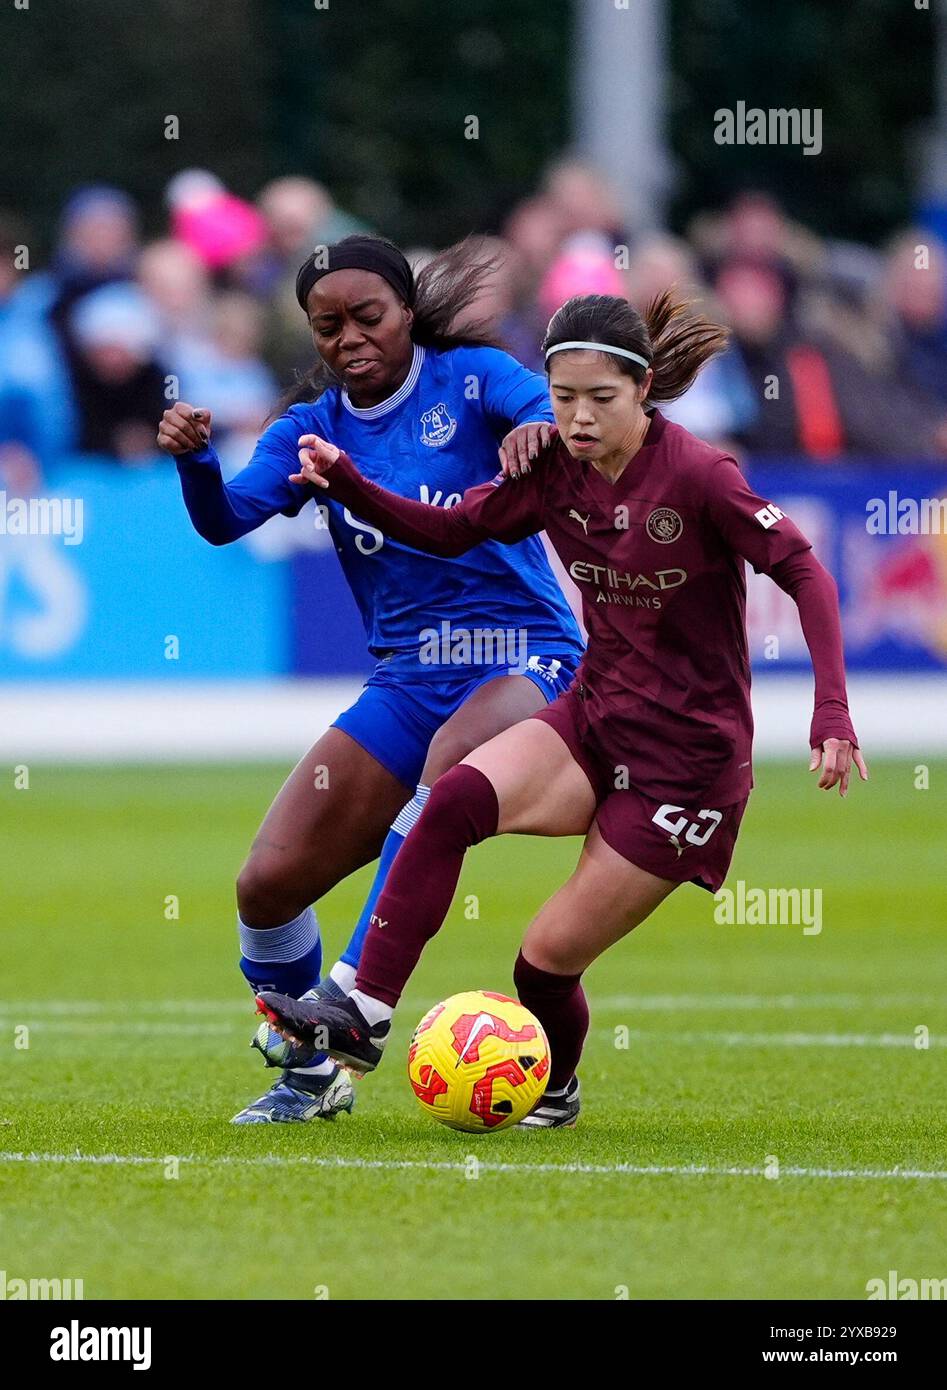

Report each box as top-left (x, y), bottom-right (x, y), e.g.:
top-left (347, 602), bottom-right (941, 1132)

top-left (420, 402), bottom-right (457, 448)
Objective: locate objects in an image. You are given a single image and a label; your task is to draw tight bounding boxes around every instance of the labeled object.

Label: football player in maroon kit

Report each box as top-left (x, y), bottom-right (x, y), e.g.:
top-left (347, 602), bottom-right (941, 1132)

top-left (256, 289), bottom-right (869, 1127)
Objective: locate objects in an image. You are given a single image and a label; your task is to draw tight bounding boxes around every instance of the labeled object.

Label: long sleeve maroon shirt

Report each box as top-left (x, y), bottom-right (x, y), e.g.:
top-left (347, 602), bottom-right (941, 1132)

top-left (317, 410), bottom-right (858, 806)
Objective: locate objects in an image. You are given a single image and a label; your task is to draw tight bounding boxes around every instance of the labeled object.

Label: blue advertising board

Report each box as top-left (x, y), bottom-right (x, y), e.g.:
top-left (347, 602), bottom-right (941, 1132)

top-left (1, 457), bottom-right (944, 680)
top-left (0, 459), bottom-right (290, 679)
top-left (745, 462), bottom-right (947, 673)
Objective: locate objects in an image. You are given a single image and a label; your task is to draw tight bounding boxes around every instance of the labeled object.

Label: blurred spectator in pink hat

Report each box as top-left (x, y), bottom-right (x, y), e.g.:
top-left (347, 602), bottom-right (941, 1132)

top-left (499, 232), bottom-right (627, 373)
top-left (166, 170), bottom-right (268, 272)
top-left (537, 231), bottom-right (628, 323)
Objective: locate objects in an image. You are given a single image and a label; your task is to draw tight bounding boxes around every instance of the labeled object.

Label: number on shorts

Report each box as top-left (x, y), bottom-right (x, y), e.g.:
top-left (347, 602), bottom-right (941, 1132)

top-left (652, 803), bottom-right (723, 846)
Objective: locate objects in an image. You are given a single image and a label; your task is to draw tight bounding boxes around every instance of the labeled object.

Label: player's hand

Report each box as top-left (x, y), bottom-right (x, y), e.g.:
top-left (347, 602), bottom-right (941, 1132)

top-left (291, 433), bottom-right (341, 489)
top-left (156, 403), bottom-right (212, 455)
top-left (809, 739), bottom-right (869, 797)
top-left (499, 421), bottom-right (557, 479)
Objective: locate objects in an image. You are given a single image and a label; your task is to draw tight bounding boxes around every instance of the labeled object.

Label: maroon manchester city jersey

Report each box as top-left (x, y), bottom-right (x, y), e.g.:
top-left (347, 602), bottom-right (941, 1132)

top-left (324, 409), bottom-right (855, 807)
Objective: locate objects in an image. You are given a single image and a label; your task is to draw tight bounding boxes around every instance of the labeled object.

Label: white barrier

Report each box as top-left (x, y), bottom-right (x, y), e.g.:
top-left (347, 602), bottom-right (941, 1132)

top-left (0, 675), bottom-right (943, 762)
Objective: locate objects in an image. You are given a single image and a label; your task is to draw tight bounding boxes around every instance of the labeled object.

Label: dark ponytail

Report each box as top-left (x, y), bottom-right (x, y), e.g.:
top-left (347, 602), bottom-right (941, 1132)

top-left (543, 289), bottom-right (729, 404)
top-left (410, 235), bottom-right (507, 351)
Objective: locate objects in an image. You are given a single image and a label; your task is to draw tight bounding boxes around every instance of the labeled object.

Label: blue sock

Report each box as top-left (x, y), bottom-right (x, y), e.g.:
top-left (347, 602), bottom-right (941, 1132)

top-left (239, 906), bottom-right (330, 1073)
top-left (340, 785), bottom-right (431, 970)
top-left (238, 906), bottom-right (322, 998)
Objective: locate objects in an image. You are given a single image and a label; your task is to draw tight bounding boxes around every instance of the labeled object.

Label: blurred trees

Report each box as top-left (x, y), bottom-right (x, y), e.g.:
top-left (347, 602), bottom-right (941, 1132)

top-left (0, 0), bottom-right (934, 253)
top-left (669, 0), bottom-right (936, 241)
top-left (0, 0), bottom-right (278, 253)
top-left (265, 0), bottom-right (573, 246)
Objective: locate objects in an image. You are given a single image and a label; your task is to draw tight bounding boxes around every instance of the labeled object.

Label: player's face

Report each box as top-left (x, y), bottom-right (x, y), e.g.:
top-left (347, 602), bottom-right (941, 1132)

top-left (548, 351), bottom-right (650, 462)
top-left (305, 269), bottom-right (414, 404)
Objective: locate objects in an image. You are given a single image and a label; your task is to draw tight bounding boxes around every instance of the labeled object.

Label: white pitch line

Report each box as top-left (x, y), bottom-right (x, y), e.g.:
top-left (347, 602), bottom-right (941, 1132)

top-left (602, 1030), bottom-right (946, 1049)
top-left (0, 1000), bottom-right (251, 1017)
top-left (0, 1021), bottom-right (237, 1036)
top-left (593, 994), bottom-right (922, 1011)
top-left (5, 1023), bottom-right (941, 1047)
top-left (0, 993), bottom-right (937, 1017)
top-left (0, 1151), bottom-right (945, 1182)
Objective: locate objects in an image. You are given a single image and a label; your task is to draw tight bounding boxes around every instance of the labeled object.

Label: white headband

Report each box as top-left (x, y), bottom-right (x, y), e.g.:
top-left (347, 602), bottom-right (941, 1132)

top-left (545, 340), bottom-right (650, 369)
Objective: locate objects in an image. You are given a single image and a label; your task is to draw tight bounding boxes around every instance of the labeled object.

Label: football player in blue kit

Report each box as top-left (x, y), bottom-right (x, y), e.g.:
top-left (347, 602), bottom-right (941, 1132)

top-left (157, 235), bottom-right (584, 1123)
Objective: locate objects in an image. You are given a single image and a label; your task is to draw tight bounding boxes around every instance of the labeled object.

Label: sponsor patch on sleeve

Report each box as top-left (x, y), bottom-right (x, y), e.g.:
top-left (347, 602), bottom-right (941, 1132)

top-left (754, 503), bottom-right (784, 529)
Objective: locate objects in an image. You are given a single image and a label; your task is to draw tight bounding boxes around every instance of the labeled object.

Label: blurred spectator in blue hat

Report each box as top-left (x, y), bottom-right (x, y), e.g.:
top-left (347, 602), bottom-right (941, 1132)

top-left (41, 187), bottom-right (146, 458)
top-left (45, 185), bottom-right (140, 338)
top-left (69, 282), bottom-right (167, 462)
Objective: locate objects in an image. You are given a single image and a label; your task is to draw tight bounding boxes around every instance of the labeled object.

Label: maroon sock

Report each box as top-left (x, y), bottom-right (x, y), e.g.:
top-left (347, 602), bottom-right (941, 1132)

top-left (514, 950), bottom-right (589, 1091)
top-left (355, 764), bottom-right (499, 1007)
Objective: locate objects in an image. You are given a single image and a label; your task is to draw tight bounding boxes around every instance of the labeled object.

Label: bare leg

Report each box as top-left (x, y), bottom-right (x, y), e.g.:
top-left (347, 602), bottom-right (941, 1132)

top-left (236, 727), bottom-right (412, 927)
top-left (521, 822), bottom-right (678, 974)
top-left (419, 672), bottom-right (549, 784)
top-left (462, 717), bottom-right (598, 836)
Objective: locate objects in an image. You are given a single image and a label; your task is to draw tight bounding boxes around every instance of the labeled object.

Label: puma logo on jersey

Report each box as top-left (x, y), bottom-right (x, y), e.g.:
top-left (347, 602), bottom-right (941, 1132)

top-left (668, 834), bottom-right (685, 859)
top-left (754, 503), bottom-right (785, 529)
top-left (370, 914), bottom-right (388, 930)
top-left (568, 509), bottom-right (590, 534)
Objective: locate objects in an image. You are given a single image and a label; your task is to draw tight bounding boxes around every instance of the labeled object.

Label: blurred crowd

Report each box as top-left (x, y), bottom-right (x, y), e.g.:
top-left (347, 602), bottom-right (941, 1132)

top-left (2, 161), bottom-right (947, 493)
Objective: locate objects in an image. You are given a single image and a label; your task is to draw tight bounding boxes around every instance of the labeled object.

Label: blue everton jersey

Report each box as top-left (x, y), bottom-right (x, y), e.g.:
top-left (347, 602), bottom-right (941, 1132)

top-left (242, 344), bottom-right (583, 660)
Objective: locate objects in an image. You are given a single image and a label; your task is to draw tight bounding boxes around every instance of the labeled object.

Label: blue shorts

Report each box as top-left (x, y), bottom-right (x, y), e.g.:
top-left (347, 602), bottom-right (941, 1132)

top-left (333, 646), bottom-right (582, 788)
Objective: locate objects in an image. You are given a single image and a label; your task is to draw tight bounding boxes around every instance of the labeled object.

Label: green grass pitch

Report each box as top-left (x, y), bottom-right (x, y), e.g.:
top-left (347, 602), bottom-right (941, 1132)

top-left (2, 758), bottom-right (945, 1300)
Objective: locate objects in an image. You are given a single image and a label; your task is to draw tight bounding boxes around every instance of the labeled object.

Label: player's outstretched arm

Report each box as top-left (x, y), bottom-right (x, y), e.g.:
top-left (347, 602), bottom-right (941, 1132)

top-left (292, 434), bottom-right (544, 556)
top-left (160, 403), bottom-right (308, 546)
top-left (705, 456), bottom-right (869, 798)
top-left (768, 549), bottom-right (869, 797)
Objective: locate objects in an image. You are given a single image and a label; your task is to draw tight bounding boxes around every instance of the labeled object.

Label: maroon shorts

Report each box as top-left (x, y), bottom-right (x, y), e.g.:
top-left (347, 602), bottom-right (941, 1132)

top-left (531, 689), bottom-right (748, 893)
